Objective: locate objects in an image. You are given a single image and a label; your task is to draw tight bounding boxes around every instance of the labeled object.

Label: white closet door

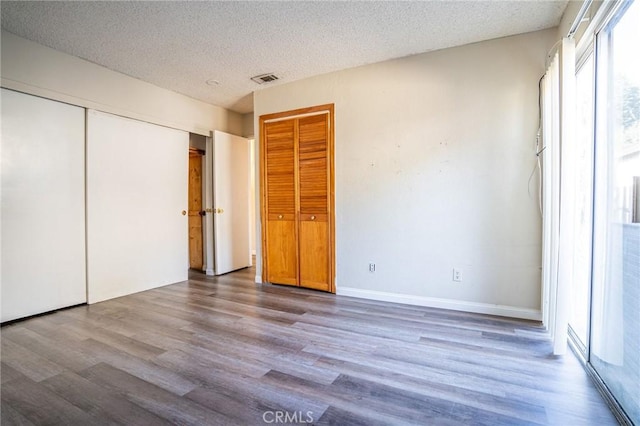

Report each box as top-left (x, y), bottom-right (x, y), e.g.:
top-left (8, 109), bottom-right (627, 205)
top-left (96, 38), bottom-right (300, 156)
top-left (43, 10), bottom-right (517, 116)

top-left (1, 89), bottom-right (86, 322)
top-left (87, 110), bottom-right (188, 303)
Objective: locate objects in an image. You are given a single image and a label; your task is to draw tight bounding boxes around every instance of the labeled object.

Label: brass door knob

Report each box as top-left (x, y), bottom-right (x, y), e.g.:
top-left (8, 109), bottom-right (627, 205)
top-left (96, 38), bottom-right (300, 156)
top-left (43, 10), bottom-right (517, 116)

top-left (310, 215), bottom-right (316, 220)
top-left (181, 210), bottom-right (187, 216)
top-left (278, 214), bottom-right (283, 219)
top-left (217, 208), bottom-right (224, 214)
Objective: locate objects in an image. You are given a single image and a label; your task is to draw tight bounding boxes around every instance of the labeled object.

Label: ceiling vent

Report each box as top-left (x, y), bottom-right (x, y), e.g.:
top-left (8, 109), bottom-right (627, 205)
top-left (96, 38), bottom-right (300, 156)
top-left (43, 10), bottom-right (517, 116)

top-left (251, 73), bottom-right (279, 84)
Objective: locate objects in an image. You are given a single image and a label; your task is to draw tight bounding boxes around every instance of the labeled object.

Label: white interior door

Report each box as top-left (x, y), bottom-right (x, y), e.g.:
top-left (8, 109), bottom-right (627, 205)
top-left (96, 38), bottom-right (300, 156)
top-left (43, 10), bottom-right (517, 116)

top-left (87, 110), bottom-right (189, 303)
top-left (213, 130), bottom-right (251, 275)
top-left (1, 89), bottom-right (86, 322)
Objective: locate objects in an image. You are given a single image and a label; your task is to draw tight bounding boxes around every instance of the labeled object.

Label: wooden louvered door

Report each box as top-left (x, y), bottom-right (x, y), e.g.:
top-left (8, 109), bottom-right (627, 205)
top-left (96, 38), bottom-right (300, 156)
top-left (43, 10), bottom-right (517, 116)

top-left (261, 104), bottom-right (334, 293)
top-left (298, 114), bottom-right (331, 291)
top-left (264, 119), bottom-right (298, 285)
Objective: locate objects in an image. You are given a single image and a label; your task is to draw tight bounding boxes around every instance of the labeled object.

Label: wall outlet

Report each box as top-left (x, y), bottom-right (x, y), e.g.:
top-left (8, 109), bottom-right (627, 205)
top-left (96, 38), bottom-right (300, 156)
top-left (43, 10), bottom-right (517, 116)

top-left (453, 268), bottom-right (462, 282)
top-left (369, 263), bottom-right (376, 273)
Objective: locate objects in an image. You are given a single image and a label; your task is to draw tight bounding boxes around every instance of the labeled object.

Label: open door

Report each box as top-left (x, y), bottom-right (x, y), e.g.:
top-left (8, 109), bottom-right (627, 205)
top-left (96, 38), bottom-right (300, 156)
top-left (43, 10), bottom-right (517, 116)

top-left (213, 130), bottom-right (252, 275)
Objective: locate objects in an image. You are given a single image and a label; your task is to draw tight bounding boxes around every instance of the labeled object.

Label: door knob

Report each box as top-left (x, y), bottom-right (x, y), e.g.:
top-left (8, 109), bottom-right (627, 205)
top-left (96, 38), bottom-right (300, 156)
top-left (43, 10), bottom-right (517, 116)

top-left (310, 215), bottom-right (316, 220)
top-left (217, 208), bottom-right (224, 214)
top-left (181, 210), bottom-right (187, 216)
top-left (278, 214), bottom-right (283, 219)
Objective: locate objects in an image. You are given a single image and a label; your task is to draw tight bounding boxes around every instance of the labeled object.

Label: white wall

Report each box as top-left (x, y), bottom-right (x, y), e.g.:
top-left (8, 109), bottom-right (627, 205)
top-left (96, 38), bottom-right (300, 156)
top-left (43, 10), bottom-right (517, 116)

top-left (254, 29), bottom-right (556, 319)
top-left (242, 112), bottom-right (255, 138)
top-left (1, 31), bottom-right (242, 136)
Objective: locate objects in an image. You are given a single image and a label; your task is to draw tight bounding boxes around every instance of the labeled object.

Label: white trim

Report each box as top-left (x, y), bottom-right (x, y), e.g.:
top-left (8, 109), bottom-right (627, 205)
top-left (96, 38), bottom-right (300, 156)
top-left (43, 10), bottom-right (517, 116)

top-left (336, 287), bottom-right (542, 321)
top-left (1, 79), bottom-right (212, 137)
top-left (255, 275), bottom-right (262, 284)
top-left (568, 0), bottom-right (593, 38)
top-left (263, 110), bottom-right (330, 124)
top-left (204, 135), bottom-right (215, 276)
top-left (574, 0), bottom-right (623, 56)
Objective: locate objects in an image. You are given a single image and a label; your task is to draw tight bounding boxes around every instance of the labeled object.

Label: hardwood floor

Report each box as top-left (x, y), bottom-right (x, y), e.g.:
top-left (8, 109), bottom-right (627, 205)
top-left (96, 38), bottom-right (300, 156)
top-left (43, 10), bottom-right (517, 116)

top-left (1, 267), bottom-right (617, 425)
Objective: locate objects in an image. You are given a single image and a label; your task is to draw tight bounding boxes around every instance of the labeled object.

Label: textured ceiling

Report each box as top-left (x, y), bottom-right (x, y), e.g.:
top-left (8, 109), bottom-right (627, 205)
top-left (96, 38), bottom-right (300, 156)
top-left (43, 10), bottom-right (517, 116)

top-left (1, 1), bottom-right (568, 114)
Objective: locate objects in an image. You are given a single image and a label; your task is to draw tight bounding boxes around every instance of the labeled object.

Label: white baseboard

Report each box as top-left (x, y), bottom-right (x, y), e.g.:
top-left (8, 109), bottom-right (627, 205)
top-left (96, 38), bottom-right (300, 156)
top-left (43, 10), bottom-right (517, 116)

top-left (255, 275), bottom-right (262, 284)
top-left (336, 287), bottom-right (542, 321)
top-left (205, 269), bottom-right (215, 276)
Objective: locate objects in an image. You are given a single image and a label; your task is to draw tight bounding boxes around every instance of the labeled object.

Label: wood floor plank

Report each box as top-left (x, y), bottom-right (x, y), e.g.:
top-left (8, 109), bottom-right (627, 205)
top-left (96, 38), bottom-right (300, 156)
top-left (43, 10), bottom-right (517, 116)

top-left (77, 338), bottom-right (198, 396)
top-left (79, 363), bottom-right (236, 426)
top-left (112, 292), bottom-right (243, 329)
top-left (316, 405), bottom-right (392, 426)
top-left (1, 377), bottom-right (97, 425)
top-left (0, 266), bottom-right (619, 425)
top-left (2, 327), bottom-right (99, 372)
top-left (0, 402), bottom-right (36, 426)
top-left (41, 371), bottom-right (172, 426)
top-left (1, 338), bottom-right (65, 382)
top-left (22, 315), bottom-right (90, 343)
top-left (1, 362), bottom-right (28, 385)
top-left (258, 369), bottom-right (429, 425)
top-left (185, 386), bottom-right (280, 424)
top-left (313, 355), bottom-right (549, 424)
top-left (171, 324), bottom-right (339, 385)
top-left (62, 322), bottom-right (167, 360)
top-left (155, 346), bottom-right (271, 379)
top-left (157, 355), bottom-right (330, 418)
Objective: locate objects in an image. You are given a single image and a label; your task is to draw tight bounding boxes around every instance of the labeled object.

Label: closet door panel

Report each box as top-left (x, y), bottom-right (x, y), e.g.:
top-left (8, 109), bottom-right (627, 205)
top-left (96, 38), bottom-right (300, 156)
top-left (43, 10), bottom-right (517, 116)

top-left (298, 114), bottom-right (331, 290)
top-left (266, 218), bottom-right (298, 286)
top-left (87, 110), bottom-right (188, 303)
top-left (264, 120), bottom-right (297, 284)
top-left (299, 218), bottom-right (330, 291)
top-left (1, 89), bottom-right (86, 322)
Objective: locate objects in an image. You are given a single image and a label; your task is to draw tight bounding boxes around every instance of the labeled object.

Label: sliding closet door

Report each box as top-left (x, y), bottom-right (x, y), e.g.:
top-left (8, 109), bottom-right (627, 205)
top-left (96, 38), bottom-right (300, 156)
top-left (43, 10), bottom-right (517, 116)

top-left (87, 110), bottom-right (189, 303)
top-left (263, 119), bottom-right (298, 285)
top-left (1, 89), bottom-right (86, 322)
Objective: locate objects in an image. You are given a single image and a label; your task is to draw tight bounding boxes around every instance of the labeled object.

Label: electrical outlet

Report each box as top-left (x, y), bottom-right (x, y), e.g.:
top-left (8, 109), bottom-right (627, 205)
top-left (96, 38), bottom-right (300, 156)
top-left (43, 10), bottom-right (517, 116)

top-left (369, 263), bottom-right (376, 273)
top-left (453, 268), bottom-right (462, 282)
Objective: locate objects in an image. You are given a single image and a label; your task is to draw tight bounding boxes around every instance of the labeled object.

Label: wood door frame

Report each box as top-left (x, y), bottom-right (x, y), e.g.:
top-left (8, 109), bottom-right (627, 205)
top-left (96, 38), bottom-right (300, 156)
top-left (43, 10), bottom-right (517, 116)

top-left (259, 103), bottom-right (335, 293)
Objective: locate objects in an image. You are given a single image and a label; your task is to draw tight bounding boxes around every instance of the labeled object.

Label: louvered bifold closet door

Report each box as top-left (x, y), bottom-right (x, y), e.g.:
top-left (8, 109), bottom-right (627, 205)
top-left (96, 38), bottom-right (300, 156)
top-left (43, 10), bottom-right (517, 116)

top-left (264, 119), bottom-right (298, 285)
top-left (298, 114), bottom-right (331, 291)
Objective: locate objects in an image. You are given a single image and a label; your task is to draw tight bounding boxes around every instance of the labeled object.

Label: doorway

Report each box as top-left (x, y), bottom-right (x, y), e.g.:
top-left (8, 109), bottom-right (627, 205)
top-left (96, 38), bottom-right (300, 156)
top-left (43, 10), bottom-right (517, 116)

top-left (189, 131), bottom-right (253, 275)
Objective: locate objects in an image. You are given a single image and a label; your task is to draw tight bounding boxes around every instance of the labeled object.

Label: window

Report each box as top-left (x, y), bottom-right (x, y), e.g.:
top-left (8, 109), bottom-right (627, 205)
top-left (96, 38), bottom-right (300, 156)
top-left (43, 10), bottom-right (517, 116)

top-left (569, 52), bottom-right (595, 352)
top-left (590, 1), bottom-right (640, 422)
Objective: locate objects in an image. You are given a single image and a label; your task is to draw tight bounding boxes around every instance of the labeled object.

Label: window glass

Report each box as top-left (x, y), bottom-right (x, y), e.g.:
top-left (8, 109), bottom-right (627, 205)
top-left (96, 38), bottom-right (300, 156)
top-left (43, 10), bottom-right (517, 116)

top-left (569, 53), bottom-right (595, 350)
top-left (591, 1), bottom-right (640, 423)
